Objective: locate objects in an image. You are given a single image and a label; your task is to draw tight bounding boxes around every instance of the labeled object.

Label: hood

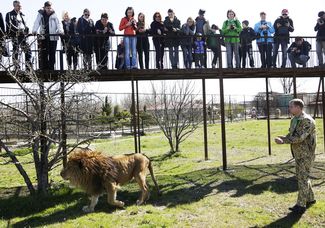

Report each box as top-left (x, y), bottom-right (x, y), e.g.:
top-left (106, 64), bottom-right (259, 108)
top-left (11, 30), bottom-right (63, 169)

top-left (38, 9), bottom-right (55, 16)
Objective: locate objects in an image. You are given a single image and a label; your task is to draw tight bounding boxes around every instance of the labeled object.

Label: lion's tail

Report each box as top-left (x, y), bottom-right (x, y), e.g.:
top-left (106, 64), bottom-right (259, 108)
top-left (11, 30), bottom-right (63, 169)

top-left (148, 159), bottom-right (162, 196)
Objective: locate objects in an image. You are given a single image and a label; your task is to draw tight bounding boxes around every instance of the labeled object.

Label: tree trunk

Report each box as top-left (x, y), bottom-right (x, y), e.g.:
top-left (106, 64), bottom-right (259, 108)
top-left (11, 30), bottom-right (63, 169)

top-left (38, 82), bottom-right (49, 194)
top-left (0, 140), bottom-right (35, 195)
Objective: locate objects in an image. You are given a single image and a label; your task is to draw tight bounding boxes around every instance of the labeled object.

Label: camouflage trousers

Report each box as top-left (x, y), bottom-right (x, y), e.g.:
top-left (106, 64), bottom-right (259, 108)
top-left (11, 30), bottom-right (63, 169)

top-left (295, 155), bottom-right (315, 207)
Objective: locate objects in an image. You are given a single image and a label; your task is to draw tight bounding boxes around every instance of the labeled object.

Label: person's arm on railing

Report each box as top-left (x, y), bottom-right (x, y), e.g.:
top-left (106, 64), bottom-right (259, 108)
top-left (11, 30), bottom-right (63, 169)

top-left (32, 12), bottom-right (42, 35)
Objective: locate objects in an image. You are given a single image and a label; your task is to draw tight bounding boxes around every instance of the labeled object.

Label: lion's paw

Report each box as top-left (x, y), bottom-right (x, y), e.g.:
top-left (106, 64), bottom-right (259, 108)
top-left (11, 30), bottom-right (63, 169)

top-left (136, 200), bottom-right (143, 206)
top-left (82, 205), bottom-right (94, 213)
top-left (116, 201), bottom-right (125, 208)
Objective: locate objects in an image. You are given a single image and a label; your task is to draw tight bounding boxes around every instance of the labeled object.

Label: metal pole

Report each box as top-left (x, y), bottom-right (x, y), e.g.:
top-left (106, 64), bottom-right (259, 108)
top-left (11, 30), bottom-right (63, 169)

top-left (266, 77), bottom-right (271, 156)
top-left (321, 77), bottom-right (325, 153)
top-left (313, 77), bottom-right (322, 119)
top-left (131, 79), bottom-right (138, 153)
top-left (136, 80), bottom-right (141, 153)
top-left (293, 76), bottom-right (297, 98)
top-left (202, 79), bottom-right (208, 160)
top-left (219, 77), bottom-right (227, 170)
top-left (60, 81), bottom-right (67, 167)
top-left (244, 95), bottom-right (247, 121)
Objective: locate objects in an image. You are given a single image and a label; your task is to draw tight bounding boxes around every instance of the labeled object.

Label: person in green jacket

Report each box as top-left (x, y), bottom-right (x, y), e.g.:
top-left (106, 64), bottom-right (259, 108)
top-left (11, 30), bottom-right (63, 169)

top-left (206, 24), bottom-right (223, 68)
top-left (222, 9), bottom-right (242, 68)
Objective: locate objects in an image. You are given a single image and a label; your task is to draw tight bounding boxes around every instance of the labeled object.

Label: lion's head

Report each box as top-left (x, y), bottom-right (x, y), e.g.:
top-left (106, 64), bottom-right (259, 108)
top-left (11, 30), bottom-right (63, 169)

top-left (60, 149), bottom-right (117, 194)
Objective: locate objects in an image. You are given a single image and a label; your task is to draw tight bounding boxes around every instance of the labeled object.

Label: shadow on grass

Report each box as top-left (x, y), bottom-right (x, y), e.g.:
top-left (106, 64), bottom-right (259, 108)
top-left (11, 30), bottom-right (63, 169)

top-left (263, 212), bottom-right (303, 227)
top-left (1, 161), bottom-right (324, 227)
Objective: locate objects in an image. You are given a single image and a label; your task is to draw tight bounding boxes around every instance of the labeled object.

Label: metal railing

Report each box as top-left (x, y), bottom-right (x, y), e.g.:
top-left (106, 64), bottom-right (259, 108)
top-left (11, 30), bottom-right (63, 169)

top-left (0, 34), bottom-right (322, 71)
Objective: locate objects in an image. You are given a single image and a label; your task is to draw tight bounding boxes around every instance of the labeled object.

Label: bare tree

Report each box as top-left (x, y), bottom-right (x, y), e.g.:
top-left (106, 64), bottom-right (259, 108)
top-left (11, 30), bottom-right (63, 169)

top-left (148, 81), bottom-right (202, 155)
top-left (279, 78), bottom-right (293, 94)
top-left (0, 60), bottom-right (95, 195)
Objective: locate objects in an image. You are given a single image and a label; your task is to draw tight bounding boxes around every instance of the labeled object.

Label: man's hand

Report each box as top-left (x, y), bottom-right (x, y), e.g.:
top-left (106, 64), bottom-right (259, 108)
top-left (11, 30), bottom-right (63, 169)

top-left (275, 137), bottom-right (284, 144)
top-left (277, 23), bottom-right (281, 28)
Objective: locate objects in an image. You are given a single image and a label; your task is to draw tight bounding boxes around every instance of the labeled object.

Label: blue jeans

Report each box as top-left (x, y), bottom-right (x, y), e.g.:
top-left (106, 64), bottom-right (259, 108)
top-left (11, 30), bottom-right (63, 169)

top-left (316, 40), bottom-right (325, 66)
top-left (225, 42), bottom-right (240, 68)
top-left (168, 46), bottom-right (179, 68)
top-left (124, 36), bottom-right (137, 69)
top-left (272, 41), bottom-right (288, 68)
top-left (181, 45), bottom-right (192, 69)
top-left (288, 53), bottom-right (310, 68)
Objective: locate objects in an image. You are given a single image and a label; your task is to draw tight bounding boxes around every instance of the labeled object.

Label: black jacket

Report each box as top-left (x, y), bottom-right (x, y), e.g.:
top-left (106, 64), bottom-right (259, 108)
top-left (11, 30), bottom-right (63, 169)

top-left (94, 20), bottom-right (115, 50)
top-left (314, 19), bottom-right (325, 41)
top-left (77, 16), bottom-right (95, 54)
top-left (163, 16), bottom-right (181, 47)
top-left (287, 40), bottom-right (311, 56)
top-left (150, 20), bottom-right (165, 43)
top-left (5, 10), bottom-right (28, 37)
top-left (239, 27), bottom-right (256, 46)
top-left (0, 13), bottom-right (5, 37)
top-left (273, 16), bottom-right (294, 43)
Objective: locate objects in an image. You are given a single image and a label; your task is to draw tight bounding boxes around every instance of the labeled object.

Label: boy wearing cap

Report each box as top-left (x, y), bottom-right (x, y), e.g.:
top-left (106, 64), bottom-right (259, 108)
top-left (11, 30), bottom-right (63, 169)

top-left (272, 9), bottom-right (294, 68)
top-left (315, 11), bottom-right (325, 67)
top-left (239, 20), bottom-right (256, 68)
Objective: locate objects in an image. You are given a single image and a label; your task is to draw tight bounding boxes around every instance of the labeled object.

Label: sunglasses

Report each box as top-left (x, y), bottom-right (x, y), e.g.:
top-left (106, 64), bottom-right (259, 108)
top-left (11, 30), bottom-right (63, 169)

top-left (84, 14), bottom-right (89, 16)
top-left (282, 14), bottom-right (288, 16)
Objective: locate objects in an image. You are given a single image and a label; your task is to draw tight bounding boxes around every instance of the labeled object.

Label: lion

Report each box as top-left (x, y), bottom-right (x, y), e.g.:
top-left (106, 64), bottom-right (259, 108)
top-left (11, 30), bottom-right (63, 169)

top-left (60, 149), bottom-right (161, 213)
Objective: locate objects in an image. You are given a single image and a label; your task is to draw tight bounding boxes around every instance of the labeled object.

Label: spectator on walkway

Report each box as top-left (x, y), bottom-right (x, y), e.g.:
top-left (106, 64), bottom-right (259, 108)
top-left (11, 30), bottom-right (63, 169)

top-left (95, 13), bottom-right (115, 70)
top-left (287, 37), bottom-right (311, 68)
top-left (180, 17), bottom-right (195, 69)
top-left (32, 1), bottom-right (63, 70)
top-left (222, 9), bottom-right (242, 68)
top-left (61, 11), bottom-right (77, 70)
top-left (115, 38), bottom-right (125, 69)
top-left (77, 9), bottom-right (95, 70)
top-left (0, 12), bottom-right (5, 67)
top-left (66, 17), bottom-right (80, 70)
top-left (164, 9), bottom-right (181, 69)
top-left (150, 12), bottom-right (165, 69)
top-left (136, 13), bottom-right (150, 69)
top-left (206, 24), bottom-right (222, 68)
top-left (6, 1), bottom-right (32, 71)
top-left (254, 12), bottom-right (274, 68)
top-left (315, 11), bottom-right (325, 67)
top-left (195, 9), bottom-right (209, 67)
top-left (194, 33), bottom-right (205, 68)
top-left (119, 7), bottom-right (137, 69)
top-left (239, 20), bottom-right (256, 68)
top-left (272, 9), bottom-right (294, 68)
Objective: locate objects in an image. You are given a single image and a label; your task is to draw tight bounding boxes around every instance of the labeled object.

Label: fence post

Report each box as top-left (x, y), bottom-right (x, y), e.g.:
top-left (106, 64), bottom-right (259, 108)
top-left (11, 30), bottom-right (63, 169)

top-left (266, 77), bottom-right (271, 156)
top-left (136, 80), bottom-right (141, 153)
top-left (322, 77), bottom-right (325, 153)
top-left (202, 79), bottom-right (208, 160)
top-left (131, 79), bottom-right (138, 153)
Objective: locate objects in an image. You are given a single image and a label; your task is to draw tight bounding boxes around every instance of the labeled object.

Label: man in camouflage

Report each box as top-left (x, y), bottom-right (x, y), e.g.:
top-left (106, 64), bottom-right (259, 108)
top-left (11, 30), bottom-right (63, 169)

top-left (275, 98), bottom-right (316, 214)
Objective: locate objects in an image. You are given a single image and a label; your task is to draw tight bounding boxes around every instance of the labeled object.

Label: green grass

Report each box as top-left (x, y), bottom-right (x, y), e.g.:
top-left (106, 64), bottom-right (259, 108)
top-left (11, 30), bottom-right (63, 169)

top-left (1, 119), bottom-right (325, 227)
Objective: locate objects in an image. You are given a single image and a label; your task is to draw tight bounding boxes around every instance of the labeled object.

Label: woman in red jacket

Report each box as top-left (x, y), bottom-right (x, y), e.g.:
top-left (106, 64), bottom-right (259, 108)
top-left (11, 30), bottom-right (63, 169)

top-left (119, 7), bottom-right (137, 69)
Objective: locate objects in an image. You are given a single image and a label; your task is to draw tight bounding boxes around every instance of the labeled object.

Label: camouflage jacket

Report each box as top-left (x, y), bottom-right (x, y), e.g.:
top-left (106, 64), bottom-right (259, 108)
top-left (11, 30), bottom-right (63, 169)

top-left (283, 112), bottom-right (316, 159)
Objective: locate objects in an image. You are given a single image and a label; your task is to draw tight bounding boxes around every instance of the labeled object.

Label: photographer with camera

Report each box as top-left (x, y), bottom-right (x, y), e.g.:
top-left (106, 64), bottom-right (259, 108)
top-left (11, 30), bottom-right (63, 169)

top-left (315, 11), bottom-right (325, 67)
top-left (272, 9), bottom-right (294, 68)
top-left (287, 37), bottom-right (311, 68)
top-left (119, 6), bottom-right (138, 69)
top-left (254, 12), bottom-right (274, 68)
top-left (222, 9), bottom-right (242, 68)
top-left (6, 1), bottom-right (32, 71)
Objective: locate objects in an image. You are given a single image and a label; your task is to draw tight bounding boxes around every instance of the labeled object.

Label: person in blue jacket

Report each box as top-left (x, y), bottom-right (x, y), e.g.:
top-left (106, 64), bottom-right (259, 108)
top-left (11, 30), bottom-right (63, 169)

top-left (254, 12), bottom-right (274, 68)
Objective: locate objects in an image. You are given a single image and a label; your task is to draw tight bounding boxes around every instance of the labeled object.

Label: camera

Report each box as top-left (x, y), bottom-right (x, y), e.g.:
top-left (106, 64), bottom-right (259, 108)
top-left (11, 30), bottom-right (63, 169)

top-left (230, 24), bottom-right (235, 30)
top-left (263, 30), bottom-right (268, 36)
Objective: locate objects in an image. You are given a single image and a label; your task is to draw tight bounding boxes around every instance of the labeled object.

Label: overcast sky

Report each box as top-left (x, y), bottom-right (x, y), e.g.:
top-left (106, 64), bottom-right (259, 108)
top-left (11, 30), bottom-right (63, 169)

top-left (1, 0), bottom-right (324, 96)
